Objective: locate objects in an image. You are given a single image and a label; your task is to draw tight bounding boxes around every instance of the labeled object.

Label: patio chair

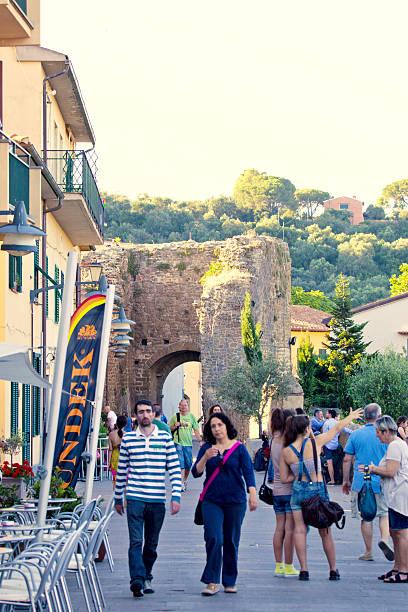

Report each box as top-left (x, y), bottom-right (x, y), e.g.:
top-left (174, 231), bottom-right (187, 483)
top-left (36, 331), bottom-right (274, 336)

top-left (67, 512), bottom-right (114, 612)
top-left (0, 525), bottom-right (85, 611)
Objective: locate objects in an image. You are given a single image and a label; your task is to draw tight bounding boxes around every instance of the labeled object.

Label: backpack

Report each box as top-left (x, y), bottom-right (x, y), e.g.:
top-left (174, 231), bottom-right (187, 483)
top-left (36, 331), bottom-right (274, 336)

top-left (254, 447), bottom-right (266, 471)
top-left (358, 468), bottom-right (377, 522)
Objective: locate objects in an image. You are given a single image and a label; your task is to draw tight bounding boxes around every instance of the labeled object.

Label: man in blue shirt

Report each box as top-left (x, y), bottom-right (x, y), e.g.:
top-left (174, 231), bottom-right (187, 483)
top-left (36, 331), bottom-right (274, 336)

top-left (342, 403), bottom-right (393, 562)
top-left (322, 409), bottom-right (353, 484)
top-left (311, 409), bottom-right (324, 434)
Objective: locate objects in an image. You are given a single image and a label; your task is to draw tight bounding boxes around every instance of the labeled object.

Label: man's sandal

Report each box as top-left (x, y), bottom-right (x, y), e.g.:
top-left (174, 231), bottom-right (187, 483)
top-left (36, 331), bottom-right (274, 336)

top-left (384, 571), bottom-right (408, 583)
top-left (378, 569), bottom-right (398, 580)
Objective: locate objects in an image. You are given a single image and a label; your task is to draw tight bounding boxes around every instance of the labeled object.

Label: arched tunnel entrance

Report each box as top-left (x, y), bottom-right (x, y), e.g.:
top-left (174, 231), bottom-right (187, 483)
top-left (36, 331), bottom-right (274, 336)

top-left (146, 343), bottom-right (201, 409)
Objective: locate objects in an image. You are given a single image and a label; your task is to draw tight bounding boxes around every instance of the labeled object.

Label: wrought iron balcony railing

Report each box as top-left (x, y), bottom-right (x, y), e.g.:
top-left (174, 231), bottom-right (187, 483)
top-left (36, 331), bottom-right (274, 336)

top-left (46, 150), bottom-right (104, 239)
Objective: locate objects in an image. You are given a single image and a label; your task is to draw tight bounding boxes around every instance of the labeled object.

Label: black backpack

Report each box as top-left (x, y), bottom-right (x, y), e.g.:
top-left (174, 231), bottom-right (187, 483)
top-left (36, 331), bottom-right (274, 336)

top-left (254, 447), bottom-right (266, 471)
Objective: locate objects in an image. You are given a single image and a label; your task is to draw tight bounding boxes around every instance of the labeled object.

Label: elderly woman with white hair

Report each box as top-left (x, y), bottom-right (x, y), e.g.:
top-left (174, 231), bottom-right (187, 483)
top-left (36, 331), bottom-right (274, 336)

top-left (360, 415), bottom-right (408, 583)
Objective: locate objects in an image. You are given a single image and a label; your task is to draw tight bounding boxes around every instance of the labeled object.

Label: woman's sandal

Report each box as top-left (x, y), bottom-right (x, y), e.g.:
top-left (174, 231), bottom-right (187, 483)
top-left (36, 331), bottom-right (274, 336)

top-left (384, 571), bottom-right (408, 583)
top-left (378, 569), bottom-right (398, 580)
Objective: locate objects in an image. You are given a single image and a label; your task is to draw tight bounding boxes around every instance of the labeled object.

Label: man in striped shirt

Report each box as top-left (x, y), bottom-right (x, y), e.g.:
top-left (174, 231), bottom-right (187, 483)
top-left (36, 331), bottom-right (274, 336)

top-left (115, 399), bottom-right (181, 598)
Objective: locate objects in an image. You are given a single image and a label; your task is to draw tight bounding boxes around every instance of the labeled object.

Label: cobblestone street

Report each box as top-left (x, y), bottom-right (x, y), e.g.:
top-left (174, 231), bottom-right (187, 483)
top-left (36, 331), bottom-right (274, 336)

top-left (72, 470), bottom-right (405, 612)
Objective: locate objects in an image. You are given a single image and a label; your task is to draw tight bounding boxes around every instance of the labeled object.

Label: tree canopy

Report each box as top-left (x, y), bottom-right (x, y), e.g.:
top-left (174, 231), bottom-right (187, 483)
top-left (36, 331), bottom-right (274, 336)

top-left (390, 263), bottom-right (408, 295)
top-left (380, 179), bottom-right (408, 210)
top-left (294, 188), bottom-right (330, 219)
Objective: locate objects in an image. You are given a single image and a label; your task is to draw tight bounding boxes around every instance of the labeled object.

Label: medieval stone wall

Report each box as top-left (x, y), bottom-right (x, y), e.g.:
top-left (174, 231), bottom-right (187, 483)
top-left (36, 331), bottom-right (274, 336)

top-left (83, 233), bottom-right (301, 430)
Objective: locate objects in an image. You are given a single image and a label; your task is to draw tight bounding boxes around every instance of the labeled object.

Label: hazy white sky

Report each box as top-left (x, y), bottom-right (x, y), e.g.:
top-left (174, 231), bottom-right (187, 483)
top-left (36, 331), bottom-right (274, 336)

top-left (41, 0), bottom-right (408, 205)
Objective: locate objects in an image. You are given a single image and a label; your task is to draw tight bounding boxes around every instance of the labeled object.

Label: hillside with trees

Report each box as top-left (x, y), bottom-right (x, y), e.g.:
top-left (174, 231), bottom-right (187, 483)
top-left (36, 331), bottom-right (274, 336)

top-left (102, 170), bottom-right (408, 306)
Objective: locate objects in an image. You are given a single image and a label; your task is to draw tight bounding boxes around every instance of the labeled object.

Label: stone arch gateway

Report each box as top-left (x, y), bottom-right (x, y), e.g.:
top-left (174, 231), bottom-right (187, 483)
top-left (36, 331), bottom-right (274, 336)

top-left (86, 234), bottom-right (302, 433)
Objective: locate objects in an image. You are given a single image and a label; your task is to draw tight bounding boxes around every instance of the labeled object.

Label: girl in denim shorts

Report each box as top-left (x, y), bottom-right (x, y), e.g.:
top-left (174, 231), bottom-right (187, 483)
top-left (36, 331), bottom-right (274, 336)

top-left (280, 407), bottom-right (363, 581)
top-left (270, 409), bottom-right (299, 577)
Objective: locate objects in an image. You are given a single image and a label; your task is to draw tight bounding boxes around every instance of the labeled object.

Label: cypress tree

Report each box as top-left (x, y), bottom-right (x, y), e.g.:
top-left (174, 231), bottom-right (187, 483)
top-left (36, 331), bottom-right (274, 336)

top-left (241, 291), bottom-right (262, 365)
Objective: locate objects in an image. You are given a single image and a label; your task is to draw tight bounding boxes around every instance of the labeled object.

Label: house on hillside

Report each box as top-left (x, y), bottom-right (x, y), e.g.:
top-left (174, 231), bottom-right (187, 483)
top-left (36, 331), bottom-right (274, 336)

top-left (290, 305), bottom-right (331, 375)
top-left (0, 0), bottom-right (104, 464)
top-left (323, 196), bottom-right (364, 226)
top-left (352, 292), bottom-right (408, 354)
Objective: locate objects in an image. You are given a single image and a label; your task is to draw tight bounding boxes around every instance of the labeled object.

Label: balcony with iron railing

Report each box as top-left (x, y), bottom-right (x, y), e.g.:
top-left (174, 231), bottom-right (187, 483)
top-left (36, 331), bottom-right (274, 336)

top-left (46, 150), bottom-right (104, 247)
top-left (0, 0), bottom-right (32, 38)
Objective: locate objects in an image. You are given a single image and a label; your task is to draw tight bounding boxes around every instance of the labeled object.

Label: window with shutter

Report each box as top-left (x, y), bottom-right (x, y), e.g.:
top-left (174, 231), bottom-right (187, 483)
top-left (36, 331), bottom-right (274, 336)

top-left (34, 240), bottom-right (39, 292)
top-left (10, 382), bottom-right (18, 436)
top-left (22, 384), bottom-right (30, 462)
top-left (45, 256), bottom-right (49, 317)
top-left (54, 265), bottom-right (60, 323)
top-left (32, 354), bottom-right (41, 437)
top-left (8, 255), bottom-right (22, 291)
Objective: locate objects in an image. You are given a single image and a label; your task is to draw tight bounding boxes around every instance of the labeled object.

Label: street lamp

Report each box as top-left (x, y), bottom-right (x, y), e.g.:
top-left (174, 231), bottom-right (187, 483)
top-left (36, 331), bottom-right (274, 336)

top-left (82, 262), bottom-right (103, 284)
top-left (0, 201), bottom-right (46, 256)
top-left (113, 334), bottom-right (133, 347)
top-left (111, 307), bottom-right (135, 334)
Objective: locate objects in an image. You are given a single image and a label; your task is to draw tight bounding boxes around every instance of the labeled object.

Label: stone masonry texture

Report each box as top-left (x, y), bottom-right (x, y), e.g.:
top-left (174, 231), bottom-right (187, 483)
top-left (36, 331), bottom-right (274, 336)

top-left (83, 234), bottom-right (300, 436)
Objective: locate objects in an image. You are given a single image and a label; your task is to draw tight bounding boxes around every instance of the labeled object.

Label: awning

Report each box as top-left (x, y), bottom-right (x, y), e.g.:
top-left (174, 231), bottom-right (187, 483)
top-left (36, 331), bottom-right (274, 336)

top-left (0, 344), bottom-right (51, 389)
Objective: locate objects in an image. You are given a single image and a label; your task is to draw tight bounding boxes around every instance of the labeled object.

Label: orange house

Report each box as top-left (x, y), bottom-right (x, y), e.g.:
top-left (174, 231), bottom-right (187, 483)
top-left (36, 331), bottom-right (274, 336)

top-left (323, 196), bottom-right (364, 226)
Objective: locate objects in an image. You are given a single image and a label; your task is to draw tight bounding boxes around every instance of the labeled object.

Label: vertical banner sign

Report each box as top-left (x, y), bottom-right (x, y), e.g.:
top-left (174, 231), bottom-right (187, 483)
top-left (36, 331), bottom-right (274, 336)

top-left (53, 294), bottom-right (106, 489)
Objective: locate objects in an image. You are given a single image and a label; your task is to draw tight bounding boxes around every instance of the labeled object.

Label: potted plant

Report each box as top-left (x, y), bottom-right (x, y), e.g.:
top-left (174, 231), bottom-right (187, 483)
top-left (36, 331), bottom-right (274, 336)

top-left (0, 483), bottom-right (20, 509)
top-left (0, 460), bottom-right (33, 499)
top-left (32, 470), bottom-right (81, 513)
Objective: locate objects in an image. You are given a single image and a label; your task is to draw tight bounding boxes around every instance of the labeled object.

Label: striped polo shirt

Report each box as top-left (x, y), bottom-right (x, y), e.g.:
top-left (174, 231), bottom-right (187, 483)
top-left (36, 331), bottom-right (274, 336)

top-left (114, 425), bottom-right (181, 504)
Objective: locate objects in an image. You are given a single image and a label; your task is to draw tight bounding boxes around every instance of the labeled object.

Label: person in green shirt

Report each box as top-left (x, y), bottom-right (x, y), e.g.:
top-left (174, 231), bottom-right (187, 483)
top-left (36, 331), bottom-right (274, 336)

top-left (169, 399), bottom-right (202, 491)
top-left (153, 404), bottom-right (171, 433)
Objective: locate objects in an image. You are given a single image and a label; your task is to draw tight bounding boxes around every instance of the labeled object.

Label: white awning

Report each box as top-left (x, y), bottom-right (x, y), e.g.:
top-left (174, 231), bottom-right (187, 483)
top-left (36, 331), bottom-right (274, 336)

top-left (0, 344), bottom-right (51, 389)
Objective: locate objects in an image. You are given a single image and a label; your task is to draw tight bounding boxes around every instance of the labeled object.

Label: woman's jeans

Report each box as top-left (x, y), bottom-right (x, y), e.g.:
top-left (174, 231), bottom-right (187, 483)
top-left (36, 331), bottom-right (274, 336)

top-left (126, 499), bottom-right (166, 586)
top-left (201, 500), bottom-right (246, 586)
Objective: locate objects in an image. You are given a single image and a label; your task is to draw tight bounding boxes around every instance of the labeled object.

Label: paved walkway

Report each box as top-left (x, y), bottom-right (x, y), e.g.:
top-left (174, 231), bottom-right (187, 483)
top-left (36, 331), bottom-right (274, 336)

top-left (70, 473), bottom-right (405, 612)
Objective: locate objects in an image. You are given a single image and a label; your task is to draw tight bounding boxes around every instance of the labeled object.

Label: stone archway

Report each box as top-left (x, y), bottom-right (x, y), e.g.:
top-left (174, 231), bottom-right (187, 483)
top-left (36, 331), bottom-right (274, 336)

top-left (90, 234), bottom-right (303, 432)
top-left (145, 342), bottom-right (201, 402)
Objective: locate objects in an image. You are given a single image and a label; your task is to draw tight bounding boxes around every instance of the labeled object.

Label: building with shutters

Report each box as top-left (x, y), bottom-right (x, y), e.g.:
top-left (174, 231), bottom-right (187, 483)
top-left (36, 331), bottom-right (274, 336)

top-left (290, 305), bottom-right (331, 375)
top-left (0, 0), bottom-right (104, 464)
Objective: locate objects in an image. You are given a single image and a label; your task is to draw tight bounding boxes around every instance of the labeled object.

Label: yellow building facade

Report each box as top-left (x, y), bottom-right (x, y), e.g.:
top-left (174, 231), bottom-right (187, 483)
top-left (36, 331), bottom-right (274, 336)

top-left (290, 305), bottom-right (330, 375)
top-left (0, 0), bottom-right (104, 464)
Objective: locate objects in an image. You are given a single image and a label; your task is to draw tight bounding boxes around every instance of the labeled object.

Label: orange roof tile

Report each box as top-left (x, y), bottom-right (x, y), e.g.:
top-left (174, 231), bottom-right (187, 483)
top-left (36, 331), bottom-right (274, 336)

top-left (291, 305), bottom-right (331, 332)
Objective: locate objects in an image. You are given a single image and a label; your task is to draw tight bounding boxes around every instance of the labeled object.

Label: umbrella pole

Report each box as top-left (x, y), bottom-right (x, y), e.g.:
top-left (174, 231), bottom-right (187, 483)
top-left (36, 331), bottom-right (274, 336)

top-left (37, 251), bottom-right (78, 527)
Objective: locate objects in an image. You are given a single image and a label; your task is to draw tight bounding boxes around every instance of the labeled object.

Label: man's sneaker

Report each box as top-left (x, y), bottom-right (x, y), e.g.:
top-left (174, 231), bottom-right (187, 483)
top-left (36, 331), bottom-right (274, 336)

top-left (359, 551), bottom-right (374, 561)
top-left (130, 581), bottom-right (143, 598)
top-left (378, 539), bottom-right (395, 561)
top-left (143, 580), bottom-right (154, 594)
top-left (181, 483), bottom-right (186, 492)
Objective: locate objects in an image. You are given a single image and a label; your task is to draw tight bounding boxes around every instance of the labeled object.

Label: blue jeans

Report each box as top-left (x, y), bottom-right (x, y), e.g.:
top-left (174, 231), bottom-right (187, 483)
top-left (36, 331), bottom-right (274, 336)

top-left (201, 500), bottom-right (246, 587)
top-left (126, 499), bottom-right (166, 586)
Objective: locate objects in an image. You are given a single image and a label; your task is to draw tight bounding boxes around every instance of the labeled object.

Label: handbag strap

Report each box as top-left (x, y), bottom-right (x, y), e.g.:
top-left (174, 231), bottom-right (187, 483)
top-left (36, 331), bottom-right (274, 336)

top-left (310, 436), bottom-right (327, 493)
top-left (289, 439), bottom-right (312, 482)
top-left (199, 441), bottom-right (241, 502)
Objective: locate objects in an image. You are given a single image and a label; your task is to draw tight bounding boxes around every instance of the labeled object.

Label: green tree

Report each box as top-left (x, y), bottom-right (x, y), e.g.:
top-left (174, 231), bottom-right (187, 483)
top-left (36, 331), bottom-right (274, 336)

top-left (233, 169), bottom-right (296, 216)
top-left (297, 335), bottom-right (316, 408)
top-left (218, 356), bottom-right (292, 437)
top-left (291, 286), bottom-right (332, 312)
top-left (363, 205), bottom-right (385, 220)
top-left (390, 263), bottom-right (408, 295)
top-left (241, 291), bottom-right (262, 365)
top-left (380, 179), bottom-right (408, 210)
top-left (294, 188), bottom-right (330, 220)
top-left (349, 351), bottom-right (408, 421)
top-left (323, 275), bottom-right (370, 410)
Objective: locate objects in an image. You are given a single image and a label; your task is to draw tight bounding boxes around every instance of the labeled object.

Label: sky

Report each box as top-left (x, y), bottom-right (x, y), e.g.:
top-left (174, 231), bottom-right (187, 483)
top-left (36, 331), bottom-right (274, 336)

top-left (41, 0), bottom-right (408, 206)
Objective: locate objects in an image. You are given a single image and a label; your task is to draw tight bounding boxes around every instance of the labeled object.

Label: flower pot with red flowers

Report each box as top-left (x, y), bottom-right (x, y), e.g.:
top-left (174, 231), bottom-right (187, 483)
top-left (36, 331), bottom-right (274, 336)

top-left (0, 461), bottom-right (34, 501)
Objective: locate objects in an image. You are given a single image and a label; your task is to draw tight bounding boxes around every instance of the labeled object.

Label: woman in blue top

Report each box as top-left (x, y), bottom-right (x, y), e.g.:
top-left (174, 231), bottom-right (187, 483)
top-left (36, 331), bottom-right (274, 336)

top-left (192, 412), bottom-right (257, 596)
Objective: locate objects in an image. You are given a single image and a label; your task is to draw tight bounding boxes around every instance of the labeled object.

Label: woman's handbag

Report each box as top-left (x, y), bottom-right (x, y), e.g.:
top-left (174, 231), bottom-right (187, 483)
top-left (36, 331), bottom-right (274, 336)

top-left (258, 453), bottom-right (274, 506)
top-left (299, 438), bottom-right (345, 530)
top-left (358, 468), bottom-right (377, 522)
top-left (194, 441), bottom-right (241, 525)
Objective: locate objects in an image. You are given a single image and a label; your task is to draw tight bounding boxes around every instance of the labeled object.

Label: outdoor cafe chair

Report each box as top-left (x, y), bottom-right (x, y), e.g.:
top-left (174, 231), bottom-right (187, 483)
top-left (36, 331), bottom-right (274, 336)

top-left (0, 525), bottom-right (85, 612)
top-left (43, 498), bottom-right (99, 542)
top-left (67, 512), bottom-right (114, 612)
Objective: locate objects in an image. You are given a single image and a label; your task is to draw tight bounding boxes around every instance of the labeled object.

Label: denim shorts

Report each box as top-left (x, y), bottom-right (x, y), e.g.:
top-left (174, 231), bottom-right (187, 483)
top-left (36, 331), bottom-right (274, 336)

top-left (323, 447), bottom-right (334, 460)
top-left (389, 507), bottom-right (408, 530)
top-left (290, 480), bottom-right (329, 513)
top-left (273, 494), bottom-right (292, 515)
top-left (174, 443), bottom-right (193, 469)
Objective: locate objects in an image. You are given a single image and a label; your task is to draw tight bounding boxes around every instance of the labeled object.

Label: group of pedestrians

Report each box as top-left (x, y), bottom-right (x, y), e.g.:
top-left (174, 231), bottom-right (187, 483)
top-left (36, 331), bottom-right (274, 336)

top-left (111, 397), bottom-right (408, 600)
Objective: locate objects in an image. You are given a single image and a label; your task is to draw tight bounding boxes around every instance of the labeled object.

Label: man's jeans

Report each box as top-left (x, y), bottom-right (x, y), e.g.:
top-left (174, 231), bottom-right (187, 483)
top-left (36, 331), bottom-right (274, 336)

top-left (127, 499), bottom-right (166, 586)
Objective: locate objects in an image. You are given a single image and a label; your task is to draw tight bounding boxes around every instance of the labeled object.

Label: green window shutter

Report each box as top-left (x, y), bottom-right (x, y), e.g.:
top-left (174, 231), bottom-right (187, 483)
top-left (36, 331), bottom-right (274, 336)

top-left (60, 271), bottom-right (64, 298)
top-left (45, 256), bottom-right (49, 317)
top-left (54, 265), bottom-right (60, 323)
top-left (8, 255), bottom-right (15, 289)
top-left (34, 241), bottom-right (39, 291)
top-left (16, 256), bottom-right (22, 292)
top-left (32, 354), bottom-right (41, 437)
top-left (22, 384), bottom-right (30, 463)
top-left (10, 382), bottom-right (18, 436)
